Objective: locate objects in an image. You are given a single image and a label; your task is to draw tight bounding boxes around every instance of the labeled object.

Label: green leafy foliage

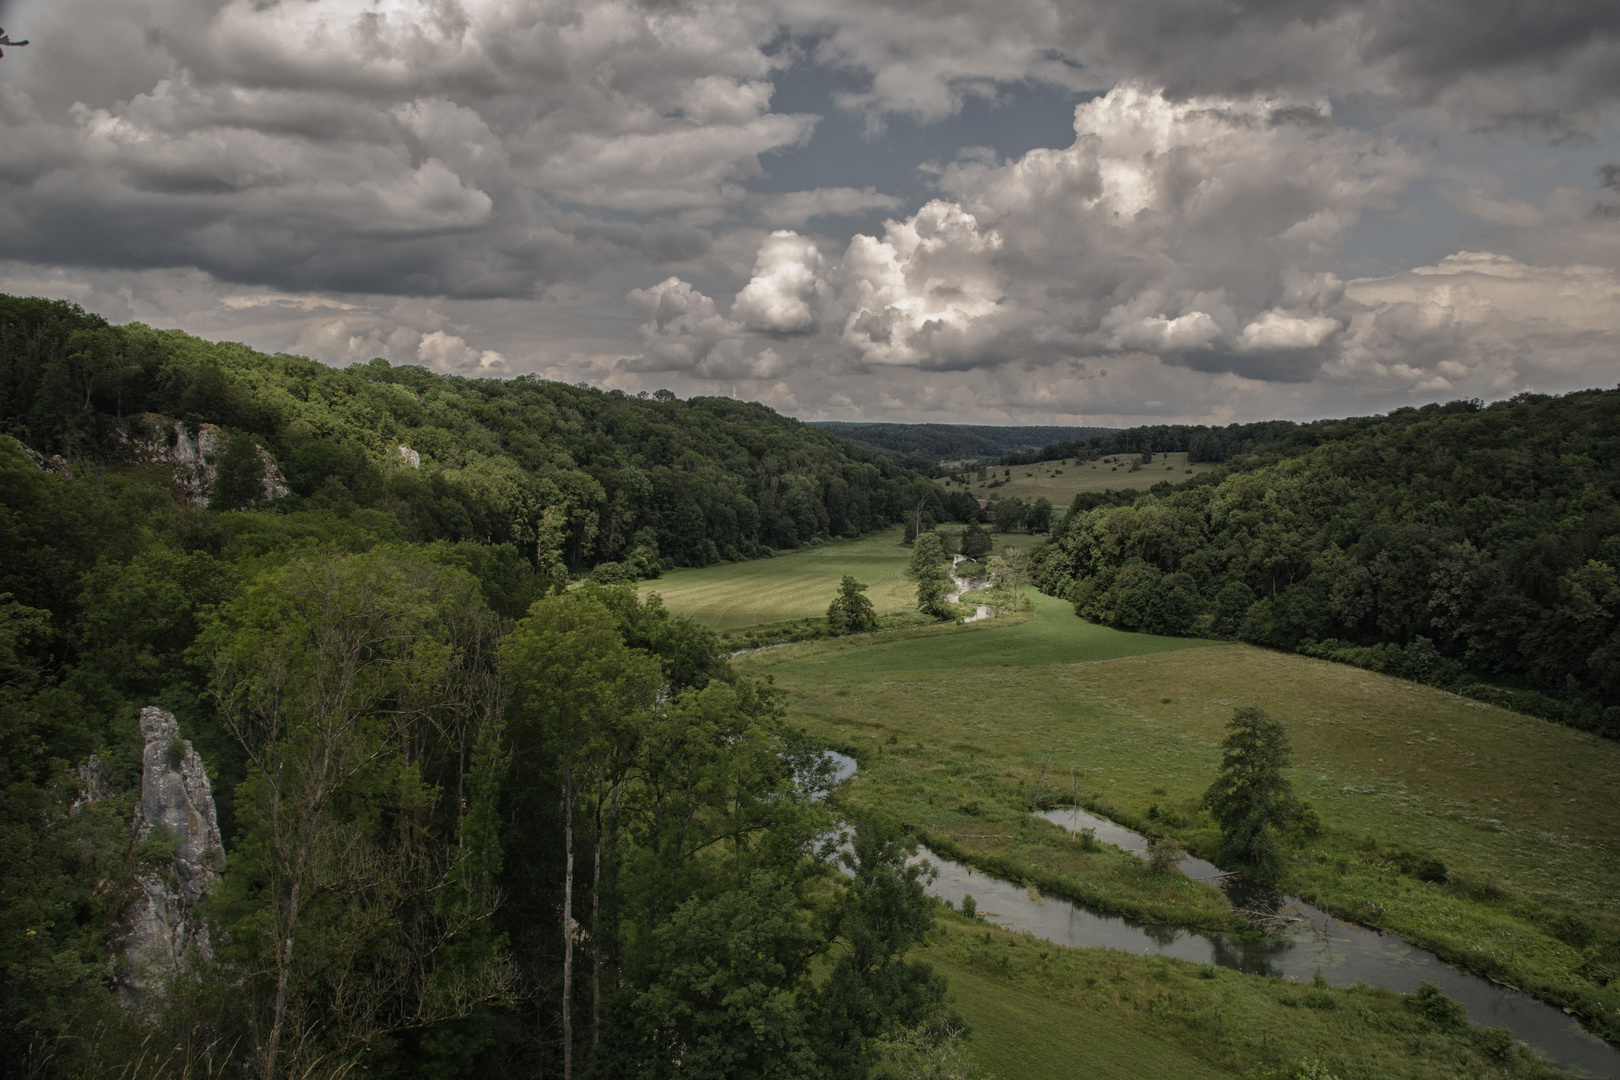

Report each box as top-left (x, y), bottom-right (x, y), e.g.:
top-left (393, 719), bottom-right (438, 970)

top-left (0, 315), bottom-right (946, 1077)
top-left (1033, 390), bottom-right (1620, 734)
top-left (1, 295), bottom-right (920, 573)
top-left (1201, 707), bottom-right (1308, 883)
top-left (828, 576), bottom-right (879, 635)
top-left (908, 533), bottom-right (953, 619)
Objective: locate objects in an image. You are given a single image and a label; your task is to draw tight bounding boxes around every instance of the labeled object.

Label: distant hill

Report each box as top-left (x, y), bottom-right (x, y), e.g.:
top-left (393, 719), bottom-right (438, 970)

top-left (1032, 389), bottom-right (1620, 736)
top-left (810, 421), bottom-right (1116, 461)
top-left (0, 295), bottom-right (924, 574)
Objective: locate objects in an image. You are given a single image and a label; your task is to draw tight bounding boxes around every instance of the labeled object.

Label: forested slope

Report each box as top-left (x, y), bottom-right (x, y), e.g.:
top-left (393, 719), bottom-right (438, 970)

top-left (812, 420), bottom-right (1114, 461)
top-left (0, 296), bottom-right (951, 1079)
top-left (1, 295), bottom-right (924, 574)
top-left (1004, 417), bottom-right (1335, 465)
top-left (1031, 391), bottom-right (1620, 734)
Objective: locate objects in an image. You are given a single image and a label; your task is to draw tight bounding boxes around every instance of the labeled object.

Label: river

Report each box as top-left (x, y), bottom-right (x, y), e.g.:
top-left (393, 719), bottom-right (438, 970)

top-left (823, 751), bottom-right (1620, 1079)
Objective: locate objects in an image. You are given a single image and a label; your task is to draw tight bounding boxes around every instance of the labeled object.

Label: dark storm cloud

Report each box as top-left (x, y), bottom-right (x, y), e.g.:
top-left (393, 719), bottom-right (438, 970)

top-left (790, 0), bottom-right (1620, 137)
top-left (0, 0), bottom-right (1617, 424)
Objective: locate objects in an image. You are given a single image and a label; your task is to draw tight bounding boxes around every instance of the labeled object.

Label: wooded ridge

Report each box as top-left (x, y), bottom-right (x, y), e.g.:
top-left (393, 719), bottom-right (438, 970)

top-left (1030, 389), bottom-right (1620, 736)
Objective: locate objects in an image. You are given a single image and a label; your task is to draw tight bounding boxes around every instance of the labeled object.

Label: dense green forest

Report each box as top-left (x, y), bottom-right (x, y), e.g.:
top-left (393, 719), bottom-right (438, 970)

top-left (1, 296), bottom-right (929, 575)
top-left (0, 296), bottom-right (955, 1078)
top-left (1030, 391), bottom-right (1620, 735)
top-left (811, 421), bottom-right (1113, 462)
top-left (1004, 417), bottom-right (1350, 466)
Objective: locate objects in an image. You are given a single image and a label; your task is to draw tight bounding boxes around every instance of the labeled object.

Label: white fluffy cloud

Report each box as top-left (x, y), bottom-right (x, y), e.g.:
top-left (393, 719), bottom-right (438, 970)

top-left (1332, 252), bottom-right (1620, 396)
top-left (732, 231), bottom-right (827, 333)
top-left (620, 84), bottom-right (1619, 419)
top-left (2, 0), bottom-right (1619, 424)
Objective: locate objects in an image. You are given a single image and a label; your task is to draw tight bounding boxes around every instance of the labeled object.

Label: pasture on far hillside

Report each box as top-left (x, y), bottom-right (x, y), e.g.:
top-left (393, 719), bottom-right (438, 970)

top-left (639, 524), bottom-right (1023, 633)
top-left (937, 450), bottom-right (1223, 508)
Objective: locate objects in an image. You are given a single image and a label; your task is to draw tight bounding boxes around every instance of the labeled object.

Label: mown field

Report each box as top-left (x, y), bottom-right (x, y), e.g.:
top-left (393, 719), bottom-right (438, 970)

top-left (938, 450), bottom-right (1223, 506)
top-left (652, 531), bottom-right (1620, 1067)
top-left (639, 524), bottom-right (1025, 633)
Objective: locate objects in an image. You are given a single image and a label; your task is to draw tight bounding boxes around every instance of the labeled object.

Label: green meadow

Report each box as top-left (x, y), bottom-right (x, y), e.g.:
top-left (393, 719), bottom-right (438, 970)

top-left (640, 524), bottom-right (1026, 633)
top-left (938, 450), bottom-right (1223, 507)
top-left (923, 912), bottom-right (1563, 1080)
top-left (636, 531), bottom-right (1620, 1061)
top-left (753, 601), bottom-right (1620, 1047)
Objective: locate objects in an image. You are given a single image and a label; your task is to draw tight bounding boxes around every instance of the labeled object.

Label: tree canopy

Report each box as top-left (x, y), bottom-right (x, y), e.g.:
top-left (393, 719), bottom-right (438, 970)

top-left (1032, 389), bottom-right (1620, 736)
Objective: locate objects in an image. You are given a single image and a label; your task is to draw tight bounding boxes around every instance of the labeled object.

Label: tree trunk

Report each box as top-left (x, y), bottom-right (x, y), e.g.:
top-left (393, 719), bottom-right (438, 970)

top-left (562, 770), bottom-right (574, 1080)
top-left (591, 769), bottom-right (603, 1049)
top-left (263, 874), bottom-right (302, 1080)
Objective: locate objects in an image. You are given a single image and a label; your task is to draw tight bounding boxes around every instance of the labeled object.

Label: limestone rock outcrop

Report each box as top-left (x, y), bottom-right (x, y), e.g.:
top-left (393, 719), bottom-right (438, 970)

top-left (120, 706), bottom-right (226, 997)
top-left (109, 414), bottom-right (289, 506)
top-left (72, 753), bottom-right (116, 811)
top-left (17, 440), bottom-right (71, 477)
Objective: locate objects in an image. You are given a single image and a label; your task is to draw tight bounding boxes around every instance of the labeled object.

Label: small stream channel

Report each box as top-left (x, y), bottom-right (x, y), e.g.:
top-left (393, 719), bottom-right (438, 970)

top-left (823, 752), bottom-right (1620, 1078)
top-left (947, 556), bottom-right (993, 623)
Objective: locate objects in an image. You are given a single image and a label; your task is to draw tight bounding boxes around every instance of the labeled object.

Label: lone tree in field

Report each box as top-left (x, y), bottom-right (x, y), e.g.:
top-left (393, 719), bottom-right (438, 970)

top-left (1201, 706), bottom-right (1297, 884)
top-left (986, 546), bottom-right (1028, 615)
top-left (827, 575), bottom-right (877, 635)
top-left (958, 523), bottom-right (992, 560)
top-left (908, 532), bottom-right (952, 619)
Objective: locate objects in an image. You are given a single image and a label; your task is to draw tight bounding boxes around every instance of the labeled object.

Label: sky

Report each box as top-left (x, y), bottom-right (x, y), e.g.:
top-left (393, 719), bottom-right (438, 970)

top-left (1, 0), bottom-right (1618, 426)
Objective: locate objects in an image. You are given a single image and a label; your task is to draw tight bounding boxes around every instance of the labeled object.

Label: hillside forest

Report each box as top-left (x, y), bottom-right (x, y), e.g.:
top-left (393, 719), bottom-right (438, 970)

top-left (0, 296), bottom-right (953, 1079)
top-left (1028, 391), bottom-right (1620, 736)
top-left (3, 290), bottom-right (1618, 1078)
top-left (809, 420), bottom-right (1114, 463)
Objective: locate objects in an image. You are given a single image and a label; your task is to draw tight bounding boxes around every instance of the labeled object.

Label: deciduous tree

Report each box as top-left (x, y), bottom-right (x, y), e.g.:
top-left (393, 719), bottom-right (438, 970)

top-left (827, 576), bottom-right (877, 635)
top-left (908, 534), bottom-right (951, 620)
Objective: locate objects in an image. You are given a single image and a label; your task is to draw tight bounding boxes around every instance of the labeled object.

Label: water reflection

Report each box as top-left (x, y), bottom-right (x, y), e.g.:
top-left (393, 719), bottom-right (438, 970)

top-left (820, 754), bottom-right (1619, 1078)
top-left (1030, 806), bottom-right (1620, 1078)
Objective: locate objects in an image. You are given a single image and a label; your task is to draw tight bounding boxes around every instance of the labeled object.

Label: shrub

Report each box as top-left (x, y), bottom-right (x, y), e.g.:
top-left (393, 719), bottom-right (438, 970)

top-left (1406, 982), bottom-right (1466, 1028)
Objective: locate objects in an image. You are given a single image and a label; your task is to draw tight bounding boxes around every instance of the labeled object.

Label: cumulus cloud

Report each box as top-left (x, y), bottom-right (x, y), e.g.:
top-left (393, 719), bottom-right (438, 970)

top-left (0, 0), bottom-right (815, 296)
top-left (1332, 252), bottom-right (1620, 395)
top-left (417, 330), bottom-right (507, 374)
top-left (619, 84), bottom-right (1618, 416)
top-left (824, 86), bottom-right (1418, 380)
top-left (2, 0), bottom-right (1618, 425)
top-left (732, 231), bottom-right (827, 333)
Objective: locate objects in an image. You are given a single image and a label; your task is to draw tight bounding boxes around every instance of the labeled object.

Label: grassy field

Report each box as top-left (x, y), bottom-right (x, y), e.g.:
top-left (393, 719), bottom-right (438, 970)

top-left (924, 912), bottom-right (1563, 1080)
top-left (639, 525), bottom-right (1025, 633)
top-left (728, 578), bottom-right (1620, 1044)
top-left (641, 531), bottom-right (1620, 1053)
top-left (938, 451), bottom-right (1223, 507)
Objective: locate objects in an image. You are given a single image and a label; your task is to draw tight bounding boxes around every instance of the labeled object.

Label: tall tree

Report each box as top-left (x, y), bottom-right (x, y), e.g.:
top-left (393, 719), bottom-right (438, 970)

top-left (907, 533), bottom-right (951, 620)
top-left (1027, 497), bottom-right (1054, 533)
top-left (814, 815), bottom-right (951, 1079)
top-left (203, 551), bottom-right (513, 1079)
top-left (501, 592), bottom-right (659, 1080)
top-left (1200, 706), bottom-right (1299, 884)
top-left (958, 523), bottom-right (991, 560)
top-left (986, 546), bottom-right (1028, 616)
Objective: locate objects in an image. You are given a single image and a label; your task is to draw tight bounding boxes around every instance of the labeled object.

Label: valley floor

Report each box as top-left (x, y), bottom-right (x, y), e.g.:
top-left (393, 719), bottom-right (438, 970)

top-left (646, 529), bottom-right (1620, 1075)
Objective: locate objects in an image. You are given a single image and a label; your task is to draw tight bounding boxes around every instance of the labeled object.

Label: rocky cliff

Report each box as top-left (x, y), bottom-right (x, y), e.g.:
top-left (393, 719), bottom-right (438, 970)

top-left (108, 414), bottom-right (289, 506)
top-left (119, 706), bottom-right (226, 998)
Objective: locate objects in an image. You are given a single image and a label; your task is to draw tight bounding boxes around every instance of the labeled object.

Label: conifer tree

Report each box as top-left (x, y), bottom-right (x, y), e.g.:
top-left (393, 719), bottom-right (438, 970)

top-left (1201, 706), bottom-right (1297, 883)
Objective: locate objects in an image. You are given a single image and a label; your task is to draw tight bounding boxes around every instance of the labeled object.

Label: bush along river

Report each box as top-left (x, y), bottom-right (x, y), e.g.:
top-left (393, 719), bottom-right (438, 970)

top-left (821, 752), bottom-right (1620, 1079)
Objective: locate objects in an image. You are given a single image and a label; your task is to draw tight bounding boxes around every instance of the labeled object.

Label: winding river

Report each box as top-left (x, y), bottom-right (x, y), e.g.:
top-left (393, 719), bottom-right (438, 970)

top-left (823, 751), bottom-right (1620, 1079)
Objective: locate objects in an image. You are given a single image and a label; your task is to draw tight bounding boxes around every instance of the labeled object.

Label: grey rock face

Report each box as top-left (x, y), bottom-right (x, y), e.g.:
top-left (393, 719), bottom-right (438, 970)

top-left (17, 441), bottom-right (71, 477)
top-left (110, 414), bottom-right (289, 507)
top-left (72, 753), bottom-right (116, 811)
top-left (121, 706), bottom-right (226, 998)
